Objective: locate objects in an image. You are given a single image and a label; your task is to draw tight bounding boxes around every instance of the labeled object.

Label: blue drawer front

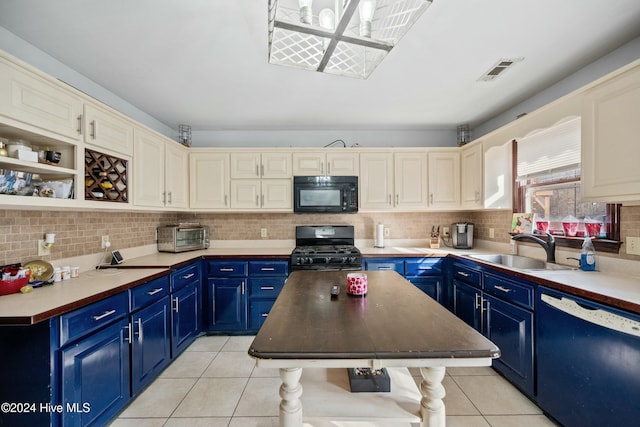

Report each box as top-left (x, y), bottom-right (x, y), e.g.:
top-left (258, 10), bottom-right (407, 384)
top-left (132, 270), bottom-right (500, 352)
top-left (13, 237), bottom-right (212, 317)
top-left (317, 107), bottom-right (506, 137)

top-left (172, 263), bottom-right (201, 291)
top-left (485, 273), bottom-right (534, 309)
top-left (451, 262), bottom-right (482, 288)
top-left (249, 277), bottom-right (286, 298)
top-left (364, 259), bottom-right (405, 274)
top-left (249, 260), bottom-right (289, 276)
top-left (405, 258), bottom-right (443, 276)
top-left (60, 292), bottom-right (129, 346)
top-left (208, 260), bottom-right (248, 276)
top-left (131, 276), bottom-right (170, 311)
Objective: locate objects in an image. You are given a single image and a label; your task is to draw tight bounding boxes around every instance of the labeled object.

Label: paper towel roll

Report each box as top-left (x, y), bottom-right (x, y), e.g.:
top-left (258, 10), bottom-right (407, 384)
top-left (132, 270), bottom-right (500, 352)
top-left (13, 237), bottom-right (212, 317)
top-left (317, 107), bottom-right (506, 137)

top-left (375, 223), bottom-right (384, 248)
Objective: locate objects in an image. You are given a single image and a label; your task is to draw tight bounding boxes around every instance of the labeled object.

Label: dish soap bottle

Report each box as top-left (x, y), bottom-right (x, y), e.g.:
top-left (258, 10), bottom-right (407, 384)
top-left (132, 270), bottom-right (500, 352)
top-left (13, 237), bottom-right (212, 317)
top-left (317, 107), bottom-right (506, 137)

top-left (580, 236), bottom-right (596, 271)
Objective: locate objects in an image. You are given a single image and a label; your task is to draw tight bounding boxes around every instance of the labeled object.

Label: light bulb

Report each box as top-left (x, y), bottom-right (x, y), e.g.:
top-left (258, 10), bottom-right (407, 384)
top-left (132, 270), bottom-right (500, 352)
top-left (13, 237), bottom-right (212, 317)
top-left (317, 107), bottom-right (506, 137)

top-left (358, 0), bottom-right (376, 37)
top-left (319, 8), bottom-right (335, 30)
top-left (299, 0), bottom-right (313, 24)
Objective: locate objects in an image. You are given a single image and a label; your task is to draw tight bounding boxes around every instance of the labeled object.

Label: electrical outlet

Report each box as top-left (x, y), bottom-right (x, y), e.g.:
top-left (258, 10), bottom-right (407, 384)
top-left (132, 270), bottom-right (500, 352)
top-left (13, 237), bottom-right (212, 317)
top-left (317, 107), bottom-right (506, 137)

top-left (37, 240), bottom-right (50, 256)
top-left (260, 228), bottom-right (268, 238)
top-left (101, 235), bottom-right (110, 248)
top-left (442, 227), bottom-right (450, 237)
top-left (489, 228), bottom-right (495, 239)
top-left (627, 236), bottom-right (640, 255)
top-left (384, 227), bottom-right (390, 237)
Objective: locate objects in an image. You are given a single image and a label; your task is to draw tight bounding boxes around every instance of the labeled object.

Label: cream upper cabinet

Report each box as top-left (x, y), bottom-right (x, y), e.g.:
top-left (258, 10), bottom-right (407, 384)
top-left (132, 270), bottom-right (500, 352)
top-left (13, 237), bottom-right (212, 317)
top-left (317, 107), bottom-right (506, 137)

top-left (164, 141), bottom-right (189, 209)
top-left (484, 141), bottom-right (512, 209)
top-left (293, 151), bottom-right (358, 176)
top-left (189, 152), bottom-right (229, 209)
top-left (581, 62), bottom-right (640, 203)
top-left (359, 152), bottom-right (394, 210)
top-left (394, 152), bottom-right (428, 210)
top-left (428, 150), bottom-right (460, 209)
top-left (230, 151), bottom-right (292, 179)
top-left (230, 179), bottom-right (291, 210)
top-left (133, 130), bottom-right (188, 209)
top-left (460, 143), bottom-right (483, 209)
top-left (359, 151), bottom-right (426, 211)
top-left (83, 102), bottom-right (134, 157)
top-left (0, 55), bottom-right (83, 141)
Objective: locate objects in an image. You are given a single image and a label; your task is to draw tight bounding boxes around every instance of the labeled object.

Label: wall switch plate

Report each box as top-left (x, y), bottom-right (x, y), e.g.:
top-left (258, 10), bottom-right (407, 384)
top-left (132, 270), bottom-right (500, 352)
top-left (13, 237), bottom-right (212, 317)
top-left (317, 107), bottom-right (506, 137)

top-left (627, 237), bottom-right (640, 255)
top-left (442, 227), bottom-right (449, 237)
top-left (260, 228), bottom-right (268, 238)
top-left (101, 235), bottom-right (110, 248)
top-left (384, 227), bottom-right (390, 237)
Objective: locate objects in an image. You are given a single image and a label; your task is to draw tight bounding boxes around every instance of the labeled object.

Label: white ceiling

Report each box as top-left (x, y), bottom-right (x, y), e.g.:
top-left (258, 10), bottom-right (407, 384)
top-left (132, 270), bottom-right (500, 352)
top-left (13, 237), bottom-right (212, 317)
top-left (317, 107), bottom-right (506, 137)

top-left (1, 0), bottom-right (639, 132)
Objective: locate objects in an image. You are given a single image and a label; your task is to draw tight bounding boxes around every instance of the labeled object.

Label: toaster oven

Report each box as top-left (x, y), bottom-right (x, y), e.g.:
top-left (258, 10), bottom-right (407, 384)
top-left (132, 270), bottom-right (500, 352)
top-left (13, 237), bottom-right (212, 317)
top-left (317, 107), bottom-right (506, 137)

top-left (157, 224), bottom-right (209, 253)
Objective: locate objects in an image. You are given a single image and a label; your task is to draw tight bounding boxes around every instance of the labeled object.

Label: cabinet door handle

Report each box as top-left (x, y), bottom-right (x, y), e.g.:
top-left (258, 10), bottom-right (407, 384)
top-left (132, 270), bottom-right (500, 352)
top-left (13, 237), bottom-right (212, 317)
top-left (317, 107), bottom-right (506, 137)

top-left (261, 313), bottom-right (269, 318)
top-left (494, 285), bottom-right (512, 293)
top-left (430, 193), bottom-right (434, 204)
top-left (388, 194), bottom-right (392, 205)
top-left (475, 293), bottom-right (482, 310)
top-left (220, 268), bottom-right (234, 272)
top-left (457, 271), bottom-right (469, 277)
top-left (378, 266), bottom-right (393, 270)
top-left (327, 162), bottom-right (331, 175)
top-left (224, 195), bottom-right (228, 206)
top-left (256, 164), bottom-right (260, 177)
top-left (173, 296), bottom-right (179, 313)
top-left (396, 194), bottom-right (399, 204)
top-left (77, 114), bottom-right (83, 135)
top-left (136, 318), bottom-right (143, 343)
top-left (147, 287), bottom-right (164, 296)
top-left (241, 281), bottom-right (245, 295)
top-left (182, 273), bottom-right (195, 280)
top-left (261, 164), bottom-right (264, 177)
top-left (90, 120), bottom-right (97, 139)
top-left (124, 324), bottom-right (132, 343)
top-left (162, 191), bottom-right (166, 204)
top-left (260, 267), bottom-right (275, 271)
top-left (167, 191), bottom-right (172, 204)
top-left (260, 286), bottom-right (275, 290)
top-left (261, 194), bottom-right (264, 207)
top-left (93, 309), bottom-right (116, 321)
top-left (256, 195), bottom-right (259, 206)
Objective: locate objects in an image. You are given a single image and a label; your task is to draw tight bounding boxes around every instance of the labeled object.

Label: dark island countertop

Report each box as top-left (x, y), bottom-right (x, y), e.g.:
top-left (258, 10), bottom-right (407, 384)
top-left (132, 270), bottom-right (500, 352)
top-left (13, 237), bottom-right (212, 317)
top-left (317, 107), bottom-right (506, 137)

top-left (249, 270), bottom-right (500, 361)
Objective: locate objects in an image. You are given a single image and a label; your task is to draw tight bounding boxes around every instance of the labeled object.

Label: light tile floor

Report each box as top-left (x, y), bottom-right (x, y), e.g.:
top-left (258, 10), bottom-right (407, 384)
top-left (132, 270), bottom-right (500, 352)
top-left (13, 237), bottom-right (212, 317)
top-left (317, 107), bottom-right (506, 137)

top-left (110, 335), bottom-right (558, 427)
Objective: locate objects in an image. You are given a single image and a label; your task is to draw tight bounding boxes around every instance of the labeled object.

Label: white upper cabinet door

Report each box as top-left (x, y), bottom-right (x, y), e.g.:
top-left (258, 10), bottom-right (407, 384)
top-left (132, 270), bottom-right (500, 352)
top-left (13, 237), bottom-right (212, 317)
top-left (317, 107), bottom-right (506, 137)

top-left (0, 56), bottom-right (83, 140)
top-left (133, 129), bottom-right (165, 207)
top-left (261, 152), bottom-right (292, 178)
top-left (326, 152), bottom-right (359, 176)
top-left (359, 153), bottom-right (394, 210)
top-left (582, 62), bottom-right (640, 203)
top-left (292, 152), bottom-right (324, 175)
top-left (460, 144), bottom-right (483, 209)
top-left (484, 141), bottom-right (512, 209)
top-left (394, 152), bottom-right (428, 210)
top-left (189, 152), bottom-right (229, 209)
top-left (428, 151), bottom-right (460, 209)
top-left (230, 152), bottom-right (260, 179)
top-left (164, 142), bottom-right (189, 209)
top-left (262, 179), bottom-right (292, 209)
top-left (230, 179), bottom-right (261, 209)
top-left (84, 102), bottom-right (134, 157)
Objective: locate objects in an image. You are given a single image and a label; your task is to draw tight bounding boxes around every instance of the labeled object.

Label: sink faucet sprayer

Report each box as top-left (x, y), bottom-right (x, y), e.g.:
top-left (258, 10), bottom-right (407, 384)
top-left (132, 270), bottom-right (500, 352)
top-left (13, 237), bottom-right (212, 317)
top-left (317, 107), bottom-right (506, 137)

top-left (511, 232), bottom-right (556, 263)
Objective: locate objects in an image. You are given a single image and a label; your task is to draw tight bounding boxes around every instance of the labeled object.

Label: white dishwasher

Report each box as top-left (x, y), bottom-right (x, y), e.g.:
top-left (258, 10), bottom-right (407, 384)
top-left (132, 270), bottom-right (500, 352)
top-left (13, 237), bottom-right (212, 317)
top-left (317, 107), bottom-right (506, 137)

top-left (536, 286), bottom-right (640, 427)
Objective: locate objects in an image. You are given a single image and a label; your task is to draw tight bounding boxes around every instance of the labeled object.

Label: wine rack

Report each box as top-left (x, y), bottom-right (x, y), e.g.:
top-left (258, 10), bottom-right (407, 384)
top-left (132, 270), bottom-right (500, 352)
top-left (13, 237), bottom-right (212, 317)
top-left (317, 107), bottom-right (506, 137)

top-left (84, 149), bottom-right (128, 202)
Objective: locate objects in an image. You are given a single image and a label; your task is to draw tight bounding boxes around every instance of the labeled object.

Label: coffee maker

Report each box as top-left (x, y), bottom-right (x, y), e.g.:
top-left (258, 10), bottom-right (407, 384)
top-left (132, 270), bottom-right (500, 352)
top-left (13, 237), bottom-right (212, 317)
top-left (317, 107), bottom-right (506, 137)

top-left (452, 222), bottom-right (474, 249)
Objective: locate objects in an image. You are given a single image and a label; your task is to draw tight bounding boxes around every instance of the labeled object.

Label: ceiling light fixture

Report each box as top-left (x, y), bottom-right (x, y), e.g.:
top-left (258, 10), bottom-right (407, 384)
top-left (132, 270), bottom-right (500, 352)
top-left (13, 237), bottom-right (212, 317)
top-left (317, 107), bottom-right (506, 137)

top-left (268, 0), bottom-right (433, 79)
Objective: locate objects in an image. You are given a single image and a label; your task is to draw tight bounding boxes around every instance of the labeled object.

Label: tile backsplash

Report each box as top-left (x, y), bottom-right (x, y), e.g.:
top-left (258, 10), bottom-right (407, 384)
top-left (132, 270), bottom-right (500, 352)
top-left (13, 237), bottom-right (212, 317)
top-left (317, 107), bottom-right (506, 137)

top-left (1, 206), bottom-right (639, 267)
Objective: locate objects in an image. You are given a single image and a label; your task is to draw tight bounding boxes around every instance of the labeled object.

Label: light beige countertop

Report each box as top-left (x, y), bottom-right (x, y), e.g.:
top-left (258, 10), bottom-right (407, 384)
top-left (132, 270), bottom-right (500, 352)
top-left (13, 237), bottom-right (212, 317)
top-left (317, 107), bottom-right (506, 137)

top-left (2, 240), bottom-right (638, 325)
top-left (0, 268), bottom-right (168, 325)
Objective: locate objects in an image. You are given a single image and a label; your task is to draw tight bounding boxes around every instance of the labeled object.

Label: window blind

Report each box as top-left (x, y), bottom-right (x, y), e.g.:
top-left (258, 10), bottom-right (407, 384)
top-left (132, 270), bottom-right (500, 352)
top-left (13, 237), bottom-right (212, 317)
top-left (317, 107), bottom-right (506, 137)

top-left (516, 116), bottom-right (581, 179)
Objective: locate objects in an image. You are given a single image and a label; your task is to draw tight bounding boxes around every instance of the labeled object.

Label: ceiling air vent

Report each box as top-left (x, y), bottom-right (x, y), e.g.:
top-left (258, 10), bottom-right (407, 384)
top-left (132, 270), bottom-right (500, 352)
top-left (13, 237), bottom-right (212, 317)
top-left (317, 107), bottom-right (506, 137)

top-left (478, 57), bottom-right (524, 82)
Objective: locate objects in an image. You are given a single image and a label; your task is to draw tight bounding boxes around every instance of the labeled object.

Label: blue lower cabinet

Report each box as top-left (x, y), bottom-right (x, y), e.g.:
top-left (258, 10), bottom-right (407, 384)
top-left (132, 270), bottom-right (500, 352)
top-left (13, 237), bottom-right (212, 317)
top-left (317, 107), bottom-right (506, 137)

top-left (406, 276), bottom-right (440, 300)
top-left (61, 317), bottom-right (130, 427)
top-left (249, 299), bottom-right (276, 330)
top-left (171, 282), bottom-right (200, 356)
top-left (364, 258), bottom-right (405, 274)
top-left (452, 280), bottom-right (482, 332)
top-left (130, 296), bottom-right (171, 396)
top-left (208, 277), bottom-right (247, 332)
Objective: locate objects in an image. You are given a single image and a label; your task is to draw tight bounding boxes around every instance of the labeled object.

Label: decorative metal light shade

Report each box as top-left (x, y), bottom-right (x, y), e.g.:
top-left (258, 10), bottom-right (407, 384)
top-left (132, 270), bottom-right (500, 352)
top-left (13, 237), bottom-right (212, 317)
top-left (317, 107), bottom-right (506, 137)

top-left (268, 0), bottom-right (433, 79)
top-left (178, 124), bottom-right (192, 147)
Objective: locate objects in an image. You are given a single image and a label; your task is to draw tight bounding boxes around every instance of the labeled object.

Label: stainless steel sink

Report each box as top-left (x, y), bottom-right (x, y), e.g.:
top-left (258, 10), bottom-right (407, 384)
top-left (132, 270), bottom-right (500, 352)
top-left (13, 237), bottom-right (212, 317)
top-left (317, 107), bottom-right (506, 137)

top-left (468, 254), bottom-right (574, 271)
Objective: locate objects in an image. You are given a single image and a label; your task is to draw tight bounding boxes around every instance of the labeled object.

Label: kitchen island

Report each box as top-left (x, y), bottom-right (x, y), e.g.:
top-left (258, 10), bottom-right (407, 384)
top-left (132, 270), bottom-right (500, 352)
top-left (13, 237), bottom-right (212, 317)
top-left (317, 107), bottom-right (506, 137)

top-left (248, 270), bottom-right (500, 427)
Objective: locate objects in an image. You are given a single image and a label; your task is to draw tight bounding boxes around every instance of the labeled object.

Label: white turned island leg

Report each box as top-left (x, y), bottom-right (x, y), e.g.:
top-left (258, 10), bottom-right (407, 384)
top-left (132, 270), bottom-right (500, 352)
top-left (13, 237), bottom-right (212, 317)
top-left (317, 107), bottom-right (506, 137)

top-left (419, 366), bottom-right (446, 427)
top-left (279, 367), bottom-right (303, 427)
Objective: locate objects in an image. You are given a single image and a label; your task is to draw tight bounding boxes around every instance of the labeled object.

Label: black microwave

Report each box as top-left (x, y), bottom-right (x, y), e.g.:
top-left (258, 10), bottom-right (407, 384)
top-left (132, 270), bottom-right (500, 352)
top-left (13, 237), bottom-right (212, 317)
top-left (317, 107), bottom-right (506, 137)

top-left (293, 176), bottom-right (358, 213)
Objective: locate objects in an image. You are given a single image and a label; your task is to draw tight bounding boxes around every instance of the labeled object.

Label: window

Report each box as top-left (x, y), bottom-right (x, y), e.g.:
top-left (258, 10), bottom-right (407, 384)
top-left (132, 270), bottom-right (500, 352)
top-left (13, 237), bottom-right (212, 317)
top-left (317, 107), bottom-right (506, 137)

top-left (514, 116), bottom-right (621, 252)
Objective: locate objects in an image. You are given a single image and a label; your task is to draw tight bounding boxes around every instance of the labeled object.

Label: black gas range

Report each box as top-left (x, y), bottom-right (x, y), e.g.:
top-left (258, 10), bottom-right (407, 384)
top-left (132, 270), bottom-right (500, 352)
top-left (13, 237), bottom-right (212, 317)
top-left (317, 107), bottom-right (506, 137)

top-left (291, 225), bottom-right (362, 271)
